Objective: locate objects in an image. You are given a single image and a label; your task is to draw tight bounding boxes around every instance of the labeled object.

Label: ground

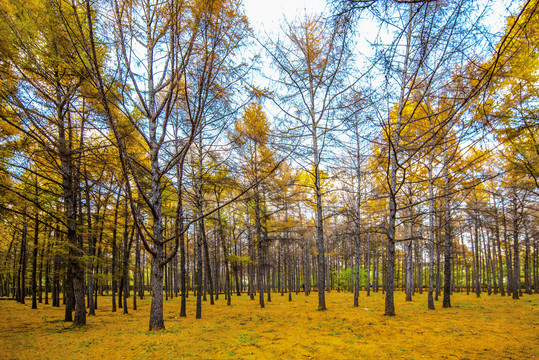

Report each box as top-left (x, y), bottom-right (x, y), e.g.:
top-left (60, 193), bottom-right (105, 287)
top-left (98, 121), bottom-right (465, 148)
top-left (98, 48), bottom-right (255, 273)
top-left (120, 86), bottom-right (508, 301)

top-left (0, 290), bottom-right (537, 359)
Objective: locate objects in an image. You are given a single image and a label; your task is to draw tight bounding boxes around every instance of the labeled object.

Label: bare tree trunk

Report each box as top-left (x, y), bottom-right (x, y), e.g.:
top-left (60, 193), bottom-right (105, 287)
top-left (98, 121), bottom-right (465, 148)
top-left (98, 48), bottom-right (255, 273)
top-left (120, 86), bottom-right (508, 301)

top-left (179, 211), bottom-right (187, 316)
top-left (493, 196), bottom-right (505, 296)
top-left (512, 212), bottom-right (520, 300)
top-left (149, 243), bottom-right (165, 327)
top-left (533, 236), bottom-right (538, 294)
top-left (427, 154), bottom-right (435, 309)
top-left (482, 227), bottom-right (492, 295)
top-left (217, 204), bottom-right (231, 306)
top-left (111, 193), bottom-right (121, 313)
top-left (195, 221), bottom-right (203, 318)
top-left (502, 198), bottom-right (513, 295)
top-left (460, 234), bottom-right (470, 295)
top-left (254, 185), bottom-right (265, 309)
top-left (19, 212), bottom-right (28, 304)
top-left (366, 242), bottom-right (370, 297)
top-left (405, 218), bottom-right (413, 302)
top-left (313, 140), bottom-right (326, 311)
top-left (122, 211), bottom-right (133, 315)
top-left (474, 213), bottom-right (481, 298)
top-left (247, 204), bottom-right (255, 301)
top-left (31, 207), bottom-right (39, 309)
top-left (45, 239), bottom-right (51, 304)
top-left (85, 174), bottom-right (95, 316)
top-left (490, 229), bottom-right (498, 295)
top-left (354, 141), bottom-right (361, 306)
top-left (133, 229), bottom-right (139, 311)
top-left (201, 224), bottom-right (214, 305)
top-left (524, 229), bottom-right (532, 295)
top-left (384, 3), bottom-right (415, 316)
top-left (442, 158), bottom-right (452, 308)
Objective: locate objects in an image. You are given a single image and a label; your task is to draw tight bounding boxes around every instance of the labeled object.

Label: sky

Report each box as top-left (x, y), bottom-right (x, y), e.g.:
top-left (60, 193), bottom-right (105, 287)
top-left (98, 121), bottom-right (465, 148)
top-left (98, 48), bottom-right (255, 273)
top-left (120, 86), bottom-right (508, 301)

top-left (242, 0), bottom-right (328, 35)
top-left (242, 0), bottom-right (515, 38)
top-left (240, 0), bottom-right (517, 126)
top-left (241, 0), bottom-right (516, 81)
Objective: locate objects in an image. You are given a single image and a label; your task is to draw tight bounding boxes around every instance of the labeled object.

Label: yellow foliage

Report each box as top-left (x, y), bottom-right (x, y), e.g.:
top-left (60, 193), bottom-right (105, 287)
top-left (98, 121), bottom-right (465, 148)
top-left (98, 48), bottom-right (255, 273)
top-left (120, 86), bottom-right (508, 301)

top-left (0, 292), bottom-right (537, 359)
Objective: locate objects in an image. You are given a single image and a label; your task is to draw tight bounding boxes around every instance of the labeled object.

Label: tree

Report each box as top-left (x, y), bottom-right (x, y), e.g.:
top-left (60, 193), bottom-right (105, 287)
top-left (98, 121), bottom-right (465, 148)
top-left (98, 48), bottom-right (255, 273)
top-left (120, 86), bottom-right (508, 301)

top-left (0, 0), bottom-right (100, 325)
top-left (51, 0), bottom-right (251, 329)
top-left (231, 102), bottom-right (275, 308)
top-left (486, 0), bottom-right (539, 191)
top-left (266, 13), bottom-right (352, 311)
top-left (334, 0), bottom-right (507, 314)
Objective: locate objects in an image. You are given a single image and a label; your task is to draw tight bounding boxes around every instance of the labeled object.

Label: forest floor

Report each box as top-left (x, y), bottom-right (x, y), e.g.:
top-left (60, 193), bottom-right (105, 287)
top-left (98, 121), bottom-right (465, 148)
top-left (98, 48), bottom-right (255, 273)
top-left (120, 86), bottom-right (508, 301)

top-left (0, 290), bottom-right (537, 359)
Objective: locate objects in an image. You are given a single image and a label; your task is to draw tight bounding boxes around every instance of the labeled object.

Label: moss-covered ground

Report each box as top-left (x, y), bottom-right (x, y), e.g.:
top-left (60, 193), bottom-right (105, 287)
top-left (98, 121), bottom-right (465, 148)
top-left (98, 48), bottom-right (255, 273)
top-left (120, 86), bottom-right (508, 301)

top-left (0, 290), bottom-right (537, 359)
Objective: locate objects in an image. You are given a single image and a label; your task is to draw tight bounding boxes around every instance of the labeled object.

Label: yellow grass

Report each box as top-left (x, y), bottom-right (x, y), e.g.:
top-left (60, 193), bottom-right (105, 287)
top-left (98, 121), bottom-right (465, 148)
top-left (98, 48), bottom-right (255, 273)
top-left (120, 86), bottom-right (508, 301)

top-left (0, 291), bottom-right (537, 359)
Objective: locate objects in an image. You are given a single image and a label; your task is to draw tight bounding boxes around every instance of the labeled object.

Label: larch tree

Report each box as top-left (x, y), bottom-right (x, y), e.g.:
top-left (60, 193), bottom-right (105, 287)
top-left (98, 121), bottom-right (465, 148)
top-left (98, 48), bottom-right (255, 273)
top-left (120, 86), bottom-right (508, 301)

top-left (51, 0), bottom-right (250, 329)
top-left (333, 0), bottom-right (505, 314)
top-left (485, 0), bottom-right (539, 191)
top-left (0, 0), bottom-right (98, 325)
top-left (230, 102), bottom-right (275, 308)
top-left (266, 13), bottom-right (352, 311)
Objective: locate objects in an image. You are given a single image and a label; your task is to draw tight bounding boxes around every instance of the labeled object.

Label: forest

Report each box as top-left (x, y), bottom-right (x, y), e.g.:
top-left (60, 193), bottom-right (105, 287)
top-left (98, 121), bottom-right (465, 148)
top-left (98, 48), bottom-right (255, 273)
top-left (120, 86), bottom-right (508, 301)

top-left (0, 0), bottom-right (538, 358)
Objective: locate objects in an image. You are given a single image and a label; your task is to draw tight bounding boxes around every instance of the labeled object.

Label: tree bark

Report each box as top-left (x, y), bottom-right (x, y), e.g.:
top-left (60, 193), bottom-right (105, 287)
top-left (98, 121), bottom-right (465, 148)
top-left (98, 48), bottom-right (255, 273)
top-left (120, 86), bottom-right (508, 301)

top-left (31, 208), bottom-right (39, 309)
top-left (255, 185), bottom-right (265, 309)
top-left (19, 212), bottom-right (28, 304)
top-left (85, 174), bottom-right (95, 316)
top-left (493, 196), bottom-right (505, 296)
top-left (427, 156), bottom-right (435, 309)
top-left (111, 193), bottom-right (121, 313)
top-left (442, 160), bottom-right (452, 308)
top-left (512, 206), bottom-right (520, 300)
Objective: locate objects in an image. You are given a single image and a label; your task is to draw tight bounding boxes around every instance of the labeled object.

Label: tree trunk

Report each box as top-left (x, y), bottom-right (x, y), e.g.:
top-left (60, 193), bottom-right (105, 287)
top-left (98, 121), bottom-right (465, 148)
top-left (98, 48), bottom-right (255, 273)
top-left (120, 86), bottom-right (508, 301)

top-left (64, 262), bottom-right (74, 322)
top-left (512, 213), bottom-right (520, 300)
top-left (354, 145), bottom-right (361, 306)
top-left (45, 239), bottom-right (51, 305)
top-left (149, 244), bottom-right (165, 328)
top-left (122, 217), bottom-right (133, 315)
top-left (493, 196), bottom-right (505, 296)
top-left (86, 176), bottom-right (95, 316)
top-left (482, 227), bottom-right (492, 295)
top-left (179, 208), bottom-right (187, 316)
top-left (474, 213), bottom-right (481, 298)
top-left (133, 229), bottom-right (139, 311)
top-left (31, 210), bottom-right (39, 309)
top-left (217, 205), bottom-right (231, 306)
top-left (405, 238), bottom-right (413, 301)
top-left (427, 157), bottom-right (435, 310)
top-left (442, 160), bottom-right (451, 308)
top-left (502, 198), bottom-right (513, 295)
top-left (19, 212), bottom-right (28, 304)
top-left (524, 230), bottom-right (531, 295)
top-left (254, 185), bottom-right (265, 309)
top-left (311, 126), bottom-right (326, 311)
top-left (111, 193), bottom-right (121, 313)
top-left (201, 221), bottom-right (214, 305)
top-left (196, 221), bottom-right (203, 318)
top-left (532, 235), bottom-right (538, 294)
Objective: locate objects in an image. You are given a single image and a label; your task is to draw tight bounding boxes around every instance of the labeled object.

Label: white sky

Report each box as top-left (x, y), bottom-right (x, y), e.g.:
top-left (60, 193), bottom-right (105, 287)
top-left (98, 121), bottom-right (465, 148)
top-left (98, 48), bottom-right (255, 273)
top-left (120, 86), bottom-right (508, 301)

top-left (242, 0), bottom-right (515, 37)
top-left (242, 0), bottom-right (328, 35)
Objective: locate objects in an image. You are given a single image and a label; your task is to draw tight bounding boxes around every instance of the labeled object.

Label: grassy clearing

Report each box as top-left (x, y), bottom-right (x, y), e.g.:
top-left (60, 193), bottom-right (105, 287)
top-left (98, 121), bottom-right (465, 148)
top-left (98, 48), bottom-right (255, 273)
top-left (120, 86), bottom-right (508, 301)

top-left (0, 291), bottom-right (537, 359)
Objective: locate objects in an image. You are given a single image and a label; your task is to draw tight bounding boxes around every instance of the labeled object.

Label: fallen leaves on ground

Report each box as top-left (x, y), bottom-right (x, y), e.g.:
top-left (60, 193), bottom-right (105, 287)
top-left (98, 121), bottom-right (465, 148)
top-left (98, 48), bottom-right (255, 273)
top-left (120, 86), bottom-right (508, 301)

top-left (0, 291), bottom-right (537, 359)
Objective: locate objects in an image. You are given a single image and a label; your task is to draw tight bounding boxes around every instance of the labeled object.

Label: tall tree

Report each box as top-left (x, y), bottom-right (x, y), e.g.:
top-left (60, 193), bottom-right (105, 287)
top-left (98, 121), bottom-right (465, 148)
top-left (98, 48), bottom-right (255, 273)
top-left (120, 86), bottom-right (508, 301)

top-left (266, 13), bottom-right (352, 310)
top-left (231, 102), bottom-right (275, 308)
